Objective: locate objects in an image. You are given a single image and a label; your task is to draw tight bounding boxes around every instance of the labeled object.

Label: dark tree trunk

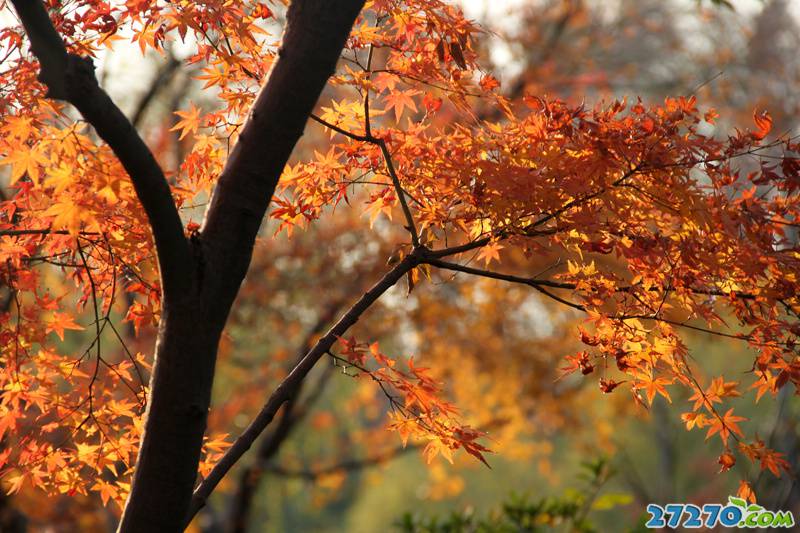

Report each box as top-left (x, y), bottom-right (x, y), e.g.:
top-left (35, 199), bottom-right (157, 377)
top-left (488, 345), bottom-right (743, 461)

top-left (118, 296), bottom-right (224, 531)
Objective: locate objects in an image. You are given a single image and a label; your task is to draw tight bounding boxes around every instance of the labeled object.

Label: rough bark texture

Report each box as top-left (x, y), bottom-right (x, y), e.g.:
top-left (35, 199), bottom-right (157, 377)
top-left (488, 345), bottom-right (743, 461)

top-left (118, 300), bottom-right (219, 531)
top-left (9, 0), bottom-right (366, 531)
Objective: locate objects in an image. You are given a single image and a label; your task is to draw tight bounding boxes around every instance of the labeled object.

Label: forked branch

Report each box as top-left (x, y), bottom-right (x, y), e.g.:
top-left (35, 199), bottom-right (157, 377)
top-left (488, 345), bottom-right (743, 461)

top-left (309, 113), bottom-right (421, 246)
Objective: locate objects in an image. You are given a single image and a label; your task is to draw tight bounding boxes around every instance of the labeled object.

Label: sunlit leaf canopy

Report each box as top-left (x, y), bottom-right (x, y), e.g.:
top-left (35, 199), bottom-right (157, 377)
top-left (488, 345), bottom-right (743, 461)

top-left (0, 0), bottom-right (798, 517)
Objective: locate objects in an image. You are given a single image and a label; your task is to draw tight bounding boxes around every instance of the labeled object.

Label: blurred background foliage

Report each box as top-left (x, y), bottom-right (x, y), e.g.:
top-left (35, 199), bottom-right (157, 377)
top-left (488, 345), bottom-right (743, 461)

top-left (3, 0), bottom-right (799, 531)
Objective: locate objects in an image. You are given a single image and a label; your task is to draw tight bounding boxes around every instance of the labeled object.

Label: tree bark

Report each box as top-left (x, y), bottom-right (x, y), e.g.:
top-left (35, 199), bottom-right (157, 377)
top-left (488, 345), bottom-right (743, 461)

top-left (117, 298), bottom-right (221, 531)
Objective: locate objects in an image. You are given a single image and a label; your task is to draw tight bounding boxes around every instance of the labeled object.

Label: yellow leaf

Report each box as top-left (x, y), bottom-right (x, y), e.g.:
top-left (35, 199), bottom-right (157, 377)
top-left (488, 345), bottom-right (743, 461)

top-left (1, 144), bottom-right (49, 184)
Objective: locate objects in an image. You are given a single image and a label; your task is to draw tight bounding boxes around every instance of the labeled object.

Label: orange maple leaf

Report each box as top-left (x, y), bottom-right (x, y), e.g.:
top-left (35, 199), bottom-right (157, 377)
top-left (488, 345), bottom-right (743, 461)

top-left (171, 103), bottom-right (203, 140)
top-left (737, 480), bottom-right (756, 504)
top-left (46, 311), bottom-right (84, 340)
top-left (476, 242), bottom-right (504, 266)
top-left (705, 408), bottom-right (746, 445)
top-left (384, 89), bottom-right (419, 122)
top-left (752, 109), bottom-right (772, 140)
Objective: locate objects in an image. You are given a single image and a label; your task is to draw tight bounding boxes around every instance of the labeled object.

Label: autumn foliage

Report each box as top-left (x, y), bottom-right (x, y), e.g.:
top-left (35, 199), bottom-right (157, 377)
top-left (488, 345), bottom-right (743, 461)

top-left (0, 0), bottom-right (798, 528)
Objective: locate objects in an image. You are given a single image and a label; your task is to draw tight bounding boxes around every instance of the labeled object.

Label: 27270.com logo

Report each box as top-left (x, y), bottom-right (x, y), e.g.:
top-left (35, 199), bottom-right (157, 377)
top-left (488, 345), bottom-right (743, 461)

top-left (646, 496), bottom-right (795, 529)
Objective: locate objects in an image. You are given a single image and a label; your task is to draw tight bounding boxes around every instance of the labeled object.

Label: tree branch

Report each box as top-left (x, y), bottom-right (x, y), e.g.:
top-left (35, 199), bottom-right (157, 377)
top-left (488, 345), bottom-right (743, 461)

top-left (0, 228), bottom-right (100, 237)
top-left (427, 237), bottom-right (493, 258)
top-left (9, 0), bottom-right (191, 297)
top-left (186, 249), bottom-right (419, 523)
top-left (307, 113), bottom-right (420, 246)
top-left (377, 137), bottom-right (420, 246)
top-left (424, 258), bottom-right (574, 290)
top-left (425, 258), bottom-right (761, 301)
top-left (425, 257), bottom-right (787, 347)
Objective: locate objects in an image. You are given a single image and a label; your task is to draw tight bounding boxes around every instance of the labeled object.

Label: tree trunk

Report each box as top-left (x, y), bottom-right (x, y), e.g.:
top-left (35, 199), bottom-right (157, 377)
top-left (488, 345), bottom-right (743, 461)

top-left (118, 294), bottom-right (224, 531)
top-left (117, 2), bottom-right (366, 530)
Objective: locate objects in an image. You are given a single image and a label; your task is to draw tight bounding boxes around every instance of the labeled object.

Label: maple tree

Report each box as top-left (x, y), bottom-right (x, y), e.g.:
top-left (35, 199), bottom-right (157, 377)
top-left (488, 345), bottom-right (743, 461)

top-left (0, 0), bottom-right (799, 531)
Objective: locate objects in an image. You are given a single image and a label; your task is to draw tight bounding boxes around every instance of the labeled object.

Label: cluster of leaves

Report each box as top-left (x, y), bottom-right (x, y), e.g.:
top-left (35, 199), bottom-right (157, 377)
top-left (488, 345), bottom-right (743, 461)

top-left (0, 0), bottom-right (288, 508)
top-left (297, 80), bottom-right (800, 487)
top-left (335, 337), bottom-right (490, 466)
